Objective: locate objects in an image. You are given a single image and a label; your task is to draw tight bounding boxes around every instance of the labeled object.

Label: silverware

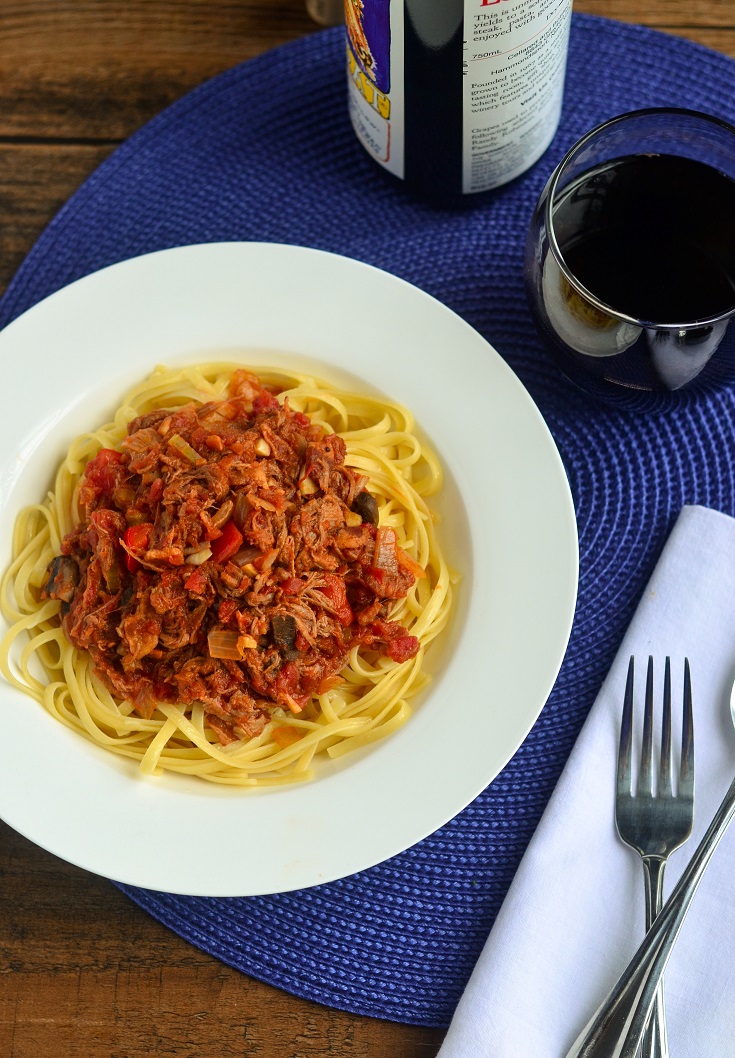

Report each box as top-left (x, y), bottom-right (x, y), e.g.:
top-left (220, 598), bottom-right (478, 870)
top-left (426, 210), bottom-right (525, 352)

top-left (615, 656), bottom-right (694, 1058)
top-left (564, 663), bottom-right (735, 1058)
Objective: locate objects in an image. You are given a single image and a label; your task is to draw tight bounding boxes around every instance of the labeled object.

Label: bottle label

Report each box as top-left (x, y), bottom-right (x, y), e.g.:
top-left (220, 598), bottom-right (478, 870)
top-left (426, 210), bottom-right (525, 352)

top-left (345, 0), bottom-right (405, 178)
top-left (345, 0), bottom-right (572, 194)
top-left (464, 0), bottom-right (572, 192)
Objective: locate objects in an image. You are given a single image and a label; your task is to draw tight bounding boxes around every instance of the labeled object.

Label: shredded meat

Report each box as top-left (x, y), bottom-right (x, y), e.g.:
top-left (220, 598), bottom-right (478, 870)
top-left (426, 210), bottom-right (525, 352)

top-left (41, 370), bottom-right (422, 743)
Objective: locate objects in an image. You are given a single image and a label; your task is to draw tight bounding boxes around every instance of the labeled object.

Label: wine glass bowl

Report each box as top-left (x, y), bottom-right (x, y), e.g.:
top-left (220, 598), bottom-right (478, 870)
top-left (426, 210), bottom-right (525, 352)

top-left (525, 108), bottom-right (735, 411)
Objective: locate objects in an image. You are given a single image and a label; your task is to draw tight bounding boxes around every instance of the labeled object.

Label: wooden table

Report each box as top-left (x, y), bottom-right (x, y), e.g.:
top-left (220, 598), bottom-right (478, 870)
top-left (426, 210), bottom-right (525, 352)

top-left (0, 3), bottom-right (733, 1055)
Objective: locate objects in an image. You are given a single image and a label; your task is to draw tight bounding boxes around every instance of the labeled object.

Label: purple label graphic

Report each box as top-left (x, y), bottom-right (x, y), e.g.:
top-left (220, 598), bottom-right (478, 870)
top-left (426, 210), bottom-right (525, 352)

top-left (346, 0), bottom-right (391, 94)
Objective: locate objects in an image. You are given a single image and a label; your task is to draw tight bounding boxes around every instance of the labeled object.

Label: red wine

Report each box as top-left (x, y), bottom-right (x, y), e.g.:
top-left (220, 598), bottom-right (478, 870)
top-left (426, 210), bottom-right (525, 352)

top-left (527, 147), bottom-right (735, 409)
top-left (554, 154), bottom-right (735, 323)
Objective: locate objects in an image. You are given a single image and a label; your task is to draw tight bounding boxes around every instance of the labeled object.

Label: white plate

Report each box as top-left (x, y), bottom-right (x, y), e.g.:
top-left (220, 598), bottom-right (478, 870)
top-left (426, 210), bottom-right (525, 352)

top-left (0, 243), bottom-right (578, 896)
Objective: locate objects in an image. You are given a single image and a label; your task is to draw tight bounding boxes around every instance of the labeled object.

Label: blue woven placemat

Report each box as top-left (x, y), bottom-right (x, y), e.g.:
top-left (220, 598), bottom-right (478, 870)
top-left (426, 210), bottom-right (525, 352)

top-left (3, 14), bottom-right (735, 1028)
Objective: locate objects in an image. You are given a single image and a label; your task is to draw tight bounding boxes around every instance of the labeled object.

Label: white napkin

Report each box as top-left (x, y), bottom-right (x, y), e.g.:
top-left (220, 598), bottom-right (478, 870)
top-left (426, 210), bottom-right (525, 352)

top-left (438, 504), bottom-right (735, 1057)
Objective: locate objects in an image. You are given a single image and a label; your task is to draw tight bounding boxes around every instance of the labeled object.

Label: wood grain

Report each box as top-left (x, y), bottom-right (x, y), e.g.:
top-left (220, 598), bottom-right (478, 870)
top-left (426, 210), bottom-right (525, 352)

top-left (0, 1), bottom-right (317, 140)
top-left (0, 819), bottom-right (445, 1055)
top-left (1, 3), bottom-right (733, 1055)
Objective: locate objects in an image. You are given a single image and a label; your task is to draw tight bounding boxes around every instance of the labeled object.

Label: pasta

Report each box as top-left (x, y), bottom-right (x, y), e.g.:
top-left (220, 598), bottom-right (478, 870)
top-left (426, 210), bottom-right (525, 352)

top-left (0, 362), bottom-right (454, 786)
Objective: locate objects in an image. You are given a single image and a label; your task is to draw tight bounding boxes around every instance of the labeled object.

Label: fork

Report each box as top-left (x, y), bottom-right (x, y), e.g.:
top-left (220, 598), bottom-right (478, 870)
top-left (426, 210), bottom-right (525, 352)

top-left (565, 723), bottom-right (735, 1058)
top-left (615, 655), bottom-right (694, 1058)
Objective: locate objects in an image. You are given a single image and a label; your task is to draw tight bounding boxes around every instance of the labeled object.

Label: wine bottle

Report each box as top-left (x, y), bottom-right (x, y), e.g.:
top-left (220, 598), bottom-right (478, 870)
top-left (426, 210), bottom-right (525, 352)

top-left (345, 0), bottom-right (572, 203)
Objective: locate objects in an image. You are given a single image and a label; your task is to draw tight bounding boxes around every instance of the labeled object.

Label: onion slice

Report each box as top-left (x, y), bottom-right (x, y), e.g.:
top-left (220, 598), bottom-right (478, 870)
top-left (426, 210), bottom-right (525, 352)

top-left (208, 629), bottom-right (241, 660)
top-left (168, 433), bottom-right (204, 465)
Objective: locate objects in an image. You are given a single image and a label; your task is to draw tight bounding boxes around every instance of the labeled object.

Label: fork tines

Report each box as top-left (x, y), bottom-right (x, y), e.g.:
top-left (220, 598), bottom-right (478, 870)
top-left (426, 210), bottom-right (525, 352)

top-left (618, 655), bottom-right (694, 799)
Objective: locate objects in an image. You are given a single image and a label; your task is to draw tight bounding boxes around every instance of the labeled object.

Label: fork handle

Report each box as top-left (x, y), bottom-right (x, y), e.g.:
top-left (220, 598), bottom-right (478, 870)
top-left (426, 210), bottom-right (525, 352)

top-left (564, 773), bottom-right (735, 1058)
top-left (641, 857), bottom-right (668, 1058)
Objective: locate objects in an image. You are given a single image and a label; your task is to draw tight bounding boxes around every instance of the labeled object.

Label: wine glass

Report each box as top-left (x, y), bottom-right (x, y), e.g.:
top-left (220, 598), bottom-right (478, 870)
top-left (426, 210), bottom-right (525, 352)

top-left (525, 108), bottom-right (735, 411)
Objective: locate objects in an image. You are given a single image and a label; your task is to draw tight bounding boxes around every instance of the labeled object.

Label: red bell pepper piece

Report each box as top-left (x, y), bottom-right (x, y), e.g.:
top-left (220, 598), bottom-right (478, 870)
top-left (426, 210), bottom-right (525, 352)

top-left (319, 573), bottom-right (354, 627)
top-left (123, 523), bottom-right (152, 573)
top-left (210, 520), bottom-right (243, 563)
top-left (280, 577), bottom-right (303, 596)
